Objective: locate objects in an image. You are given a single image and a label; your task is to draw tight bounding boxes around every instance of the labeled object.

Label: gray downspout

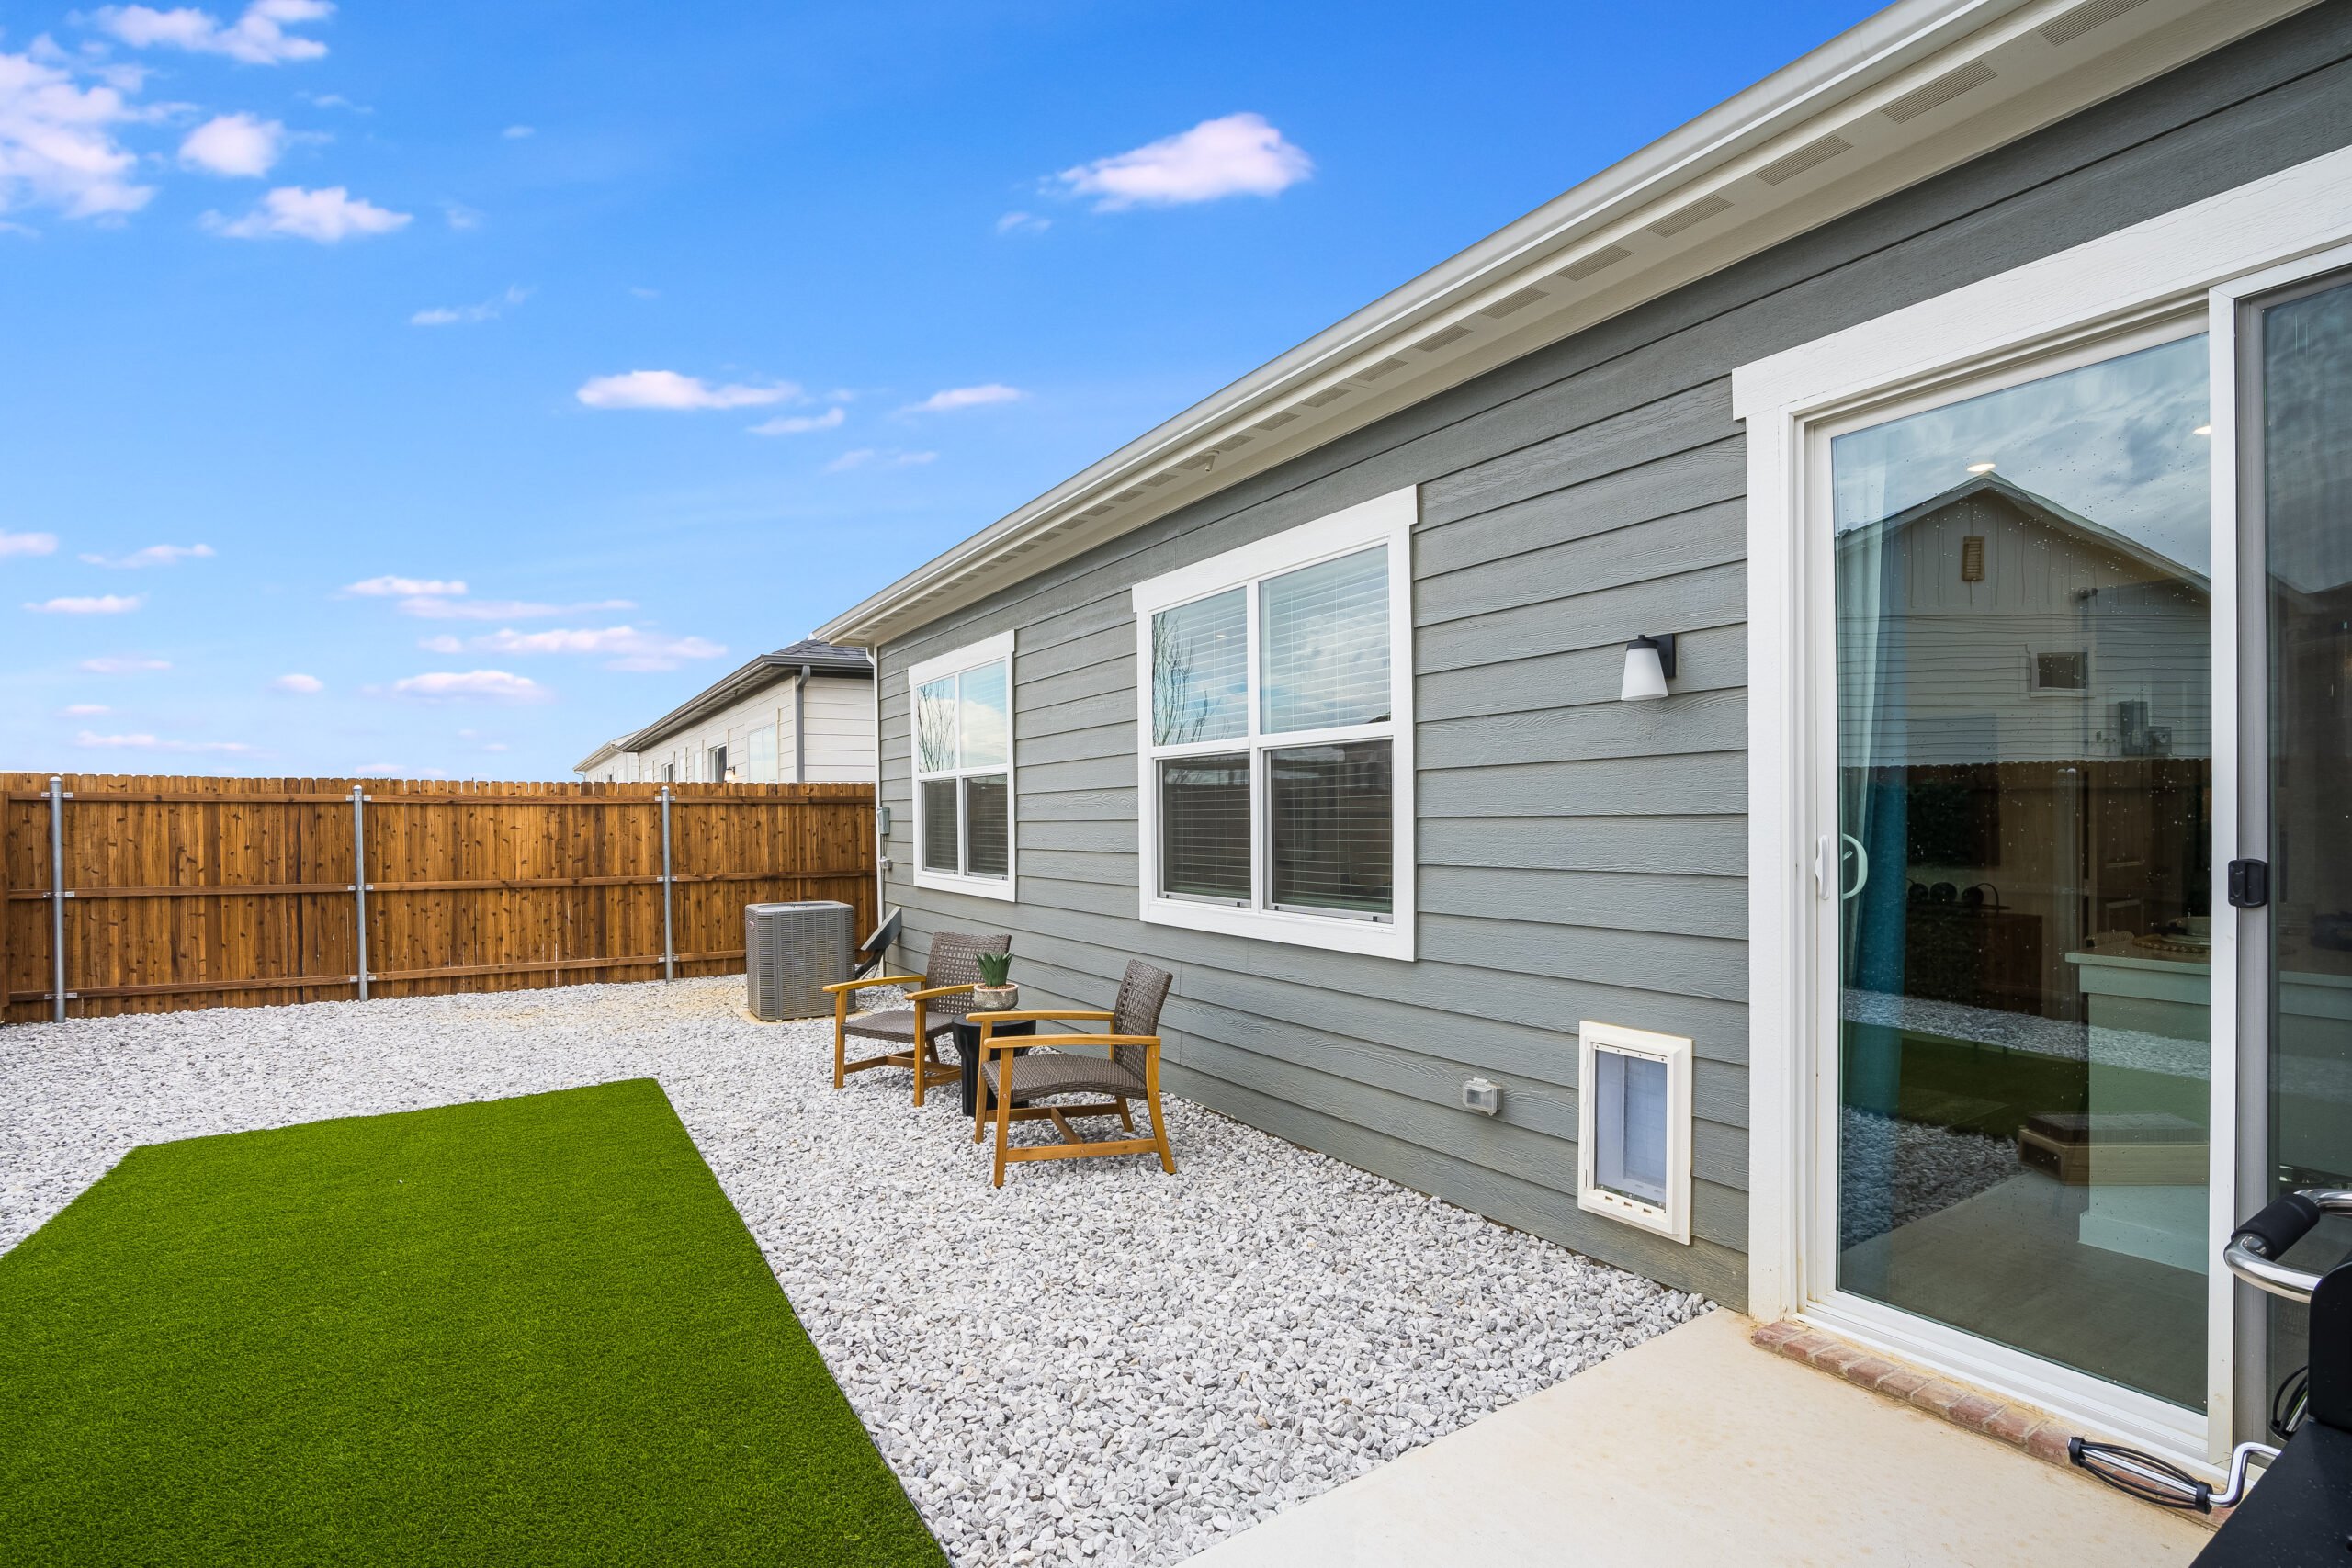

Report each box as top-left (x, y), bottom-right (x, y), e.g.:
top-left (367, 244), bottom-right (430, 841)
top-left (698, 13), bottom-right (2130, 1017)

top-left (869, 648), bottom-right (887, 961)
top-left (795, 664), bottom-right (811, 783)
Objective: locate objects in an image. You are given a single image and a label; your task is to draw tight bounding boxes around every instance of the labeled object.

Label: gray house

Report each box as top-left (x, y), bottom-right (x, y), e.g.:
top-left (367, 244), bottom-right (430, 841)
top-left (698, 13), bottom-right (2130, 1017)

top-left (817, 0), bottom-right (2352, 1474)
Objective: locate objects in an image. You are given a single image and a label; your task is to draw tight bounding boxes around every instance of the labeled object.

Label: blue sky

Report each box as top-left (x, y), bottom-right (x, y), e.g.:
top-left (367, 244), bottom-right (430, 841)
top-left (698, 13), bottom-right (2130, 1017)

top-left (0, 0), bottom-right (1876, 780)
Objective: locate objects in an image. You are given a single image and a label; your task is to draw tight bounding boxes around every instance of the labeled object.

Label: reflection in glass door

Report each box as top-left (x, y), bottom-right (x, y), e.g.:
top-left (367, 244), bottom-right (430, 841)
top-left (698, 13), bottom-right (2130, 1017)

top-left (1831, 332), bottom-right (2214, 1411)
top-left (2253, 273), bottom-right (2352, 1414)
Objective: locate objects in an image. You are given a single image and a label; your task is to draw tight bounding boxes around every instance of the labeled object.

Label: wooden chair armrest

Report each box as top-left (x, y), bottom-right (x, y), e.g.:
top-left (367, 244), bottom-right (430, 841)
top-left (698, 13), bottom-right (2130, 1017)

top-left (1009, 1033), bottom-right (1159, 1052)
top-left (822, 974), bottom-right (922, 994)
top-left (905, 981), bottom-right (977, 1001)
top-left (973, 1010), bottom-right (1114, 1026)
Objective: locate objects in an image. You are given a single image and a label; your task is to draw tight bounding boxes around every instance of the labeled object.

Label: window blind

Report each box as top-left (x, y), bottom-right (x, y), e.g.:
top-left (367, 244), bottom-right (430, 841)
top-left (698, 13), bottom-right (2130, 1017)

top-left (915, 678), bottom-right (958, 773)
top-left (1261, 547), bottom-right (1388, 735)
top-left (963, 773), bottom-right (1009, 878)
top-left (1152, 589), bottom-right (1248, 745)
top-left (959, 662), bottom-right (1010, 766)
top-left (920, 778), bottom-right (958, 873)
top-left (1159, 755), bottom-right (1250, 902)
top-left (1267, 740), bottom-right (1392, 916)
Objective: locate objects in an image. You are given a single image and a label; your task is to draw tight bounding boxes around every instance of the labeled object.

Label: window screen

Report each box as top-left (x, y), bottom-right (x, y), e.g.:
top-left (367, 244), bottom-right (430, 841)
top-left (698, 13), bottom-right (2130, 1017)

top-left (1153, 589), bottom-right (1248, 745)
top-left (1267, 740), bottom-right (1392, 917)
top-left (1160, 755), bottom-right (1250, 903)
top-left (963, 773), bottom-right (1009, 878)
top-left (1594, 1048), bottom-right (1669, 1206)
top-left (1261, 547), bottom-right (1389, 735)
top-left (2033, 650), bottom-right (2089, 691)
top-left (920, 778), bottom-right (959, 873)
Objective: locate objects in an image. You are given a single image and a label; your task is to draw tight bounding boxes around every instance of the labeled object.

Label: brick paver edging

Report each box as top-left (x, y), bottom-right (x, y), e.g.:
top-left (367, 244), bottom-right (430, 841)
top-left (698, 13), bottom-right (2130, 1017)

top-left (1751, 1320), bottom-right (2082, 1468)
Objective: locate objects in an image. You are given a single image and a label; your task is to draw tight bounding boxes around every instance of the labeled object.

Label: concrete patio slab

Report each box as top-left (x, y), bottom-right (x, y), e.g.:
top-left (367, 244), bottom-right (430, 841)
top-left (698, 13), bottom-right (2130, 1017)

top-left (1182, 1310), bottom-right (2211, 1568)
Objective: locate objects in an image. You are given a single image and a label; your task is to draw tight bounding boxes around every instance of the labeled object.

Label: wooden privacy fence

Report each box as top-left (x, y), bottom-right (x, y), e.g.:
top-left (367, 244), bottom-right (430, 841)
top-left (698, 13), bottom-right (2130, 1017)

top-left (0, 774), bottom-right (876, 1025)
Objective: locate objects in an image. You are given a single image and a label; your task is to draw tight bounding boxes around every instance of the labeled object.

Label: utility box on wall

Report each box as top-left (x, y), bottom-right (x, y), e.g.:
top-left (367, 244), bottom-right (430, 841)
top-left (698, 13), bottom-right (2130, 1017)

top-left (1576, 1020), bottom-right (1694, 1245)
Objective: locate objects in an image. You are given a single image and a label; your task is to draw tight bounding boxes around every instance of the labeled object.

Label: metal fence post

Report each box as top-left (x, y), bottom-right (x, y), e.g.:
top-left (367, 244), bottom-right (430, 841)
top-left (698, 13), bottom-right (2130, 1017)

top-left (47, 775), bottom-right (67, 1022)
top-left (351, 784), bottom-right (370, 1001)
top-left (659, 785), bottom-right (675, 980)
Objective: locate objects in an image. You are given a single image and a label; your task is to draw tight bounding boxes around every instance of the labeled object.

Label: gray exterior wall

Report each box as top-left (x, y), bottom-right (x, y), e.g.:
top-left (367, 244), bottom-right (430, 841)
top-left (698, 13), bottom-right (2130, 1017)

top-left (872, 5), bottom-right (2352, 1308)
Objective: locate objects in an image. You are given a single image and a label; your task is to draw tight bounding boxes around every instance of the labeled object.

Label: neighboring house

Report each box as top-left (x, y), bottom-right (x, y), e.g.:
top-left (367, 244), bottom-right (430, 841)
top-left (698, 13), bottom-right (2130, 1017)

top-left (573, 639), bottom-right (875, 784)
top-left (816, 0), bottom-right (2352, 1475)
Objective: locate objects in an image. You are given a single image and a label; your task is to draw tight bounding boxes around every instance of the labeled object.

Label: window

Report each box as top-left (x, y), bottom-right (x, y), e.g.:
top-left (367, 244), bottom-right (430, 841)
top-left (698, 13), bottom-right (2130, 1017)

top-left (1131, 488), bottom-right (1416, 958)
top-left (2030, 648), bottom-right (2089, 694)
top-left (1577, 1021), bottom-right (1692, 1245)
top-left (708, 743), bottom-right (729, 783)
top-left (744, 723), bottom-right (778, 783)
top-left (908, 631), bottom-right (1015, 901)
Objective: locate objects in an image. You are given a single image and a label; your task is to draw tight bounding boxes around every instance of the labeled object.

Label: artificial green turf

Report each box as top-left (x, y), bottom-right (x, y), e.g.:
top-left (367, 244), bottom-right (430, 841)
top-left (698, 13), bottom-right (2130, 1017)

top-left (0, 1079), bottom-right (946, 1567)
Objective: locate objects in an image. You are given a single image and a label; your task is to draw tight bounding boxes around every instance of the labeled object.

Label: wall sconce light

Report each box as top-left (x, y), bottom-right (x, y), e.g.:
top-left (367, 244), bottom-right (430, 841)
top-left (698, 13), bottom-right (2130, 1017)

top-left (1620, 634), bottom-right (1677, 702)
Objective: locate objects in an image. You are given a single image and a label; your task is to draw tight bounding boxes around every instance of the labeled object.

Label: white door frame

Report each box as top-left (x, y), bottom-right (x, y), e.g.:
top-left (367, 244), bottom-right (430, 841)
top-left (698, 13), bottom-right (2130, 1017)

top-left (1736, 143), bottom-right (2352, 1471)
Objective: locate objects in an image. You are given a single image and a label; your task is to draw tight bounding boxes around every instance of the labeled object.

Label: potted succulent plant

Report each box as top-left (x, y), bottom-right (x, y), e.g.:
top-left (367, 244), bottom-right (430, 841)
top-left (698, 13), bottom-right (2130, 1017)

top-left (971, 952), bottom-right (1018, 1013)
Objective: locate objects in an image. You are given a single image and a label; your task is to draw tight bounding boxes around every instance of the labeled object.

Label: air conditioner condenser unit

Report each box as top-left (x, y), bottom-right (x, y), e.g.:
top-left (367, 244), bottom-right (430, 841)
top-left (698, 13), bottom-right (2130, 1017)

top-left (745, 900), bottom-right (854, 1021)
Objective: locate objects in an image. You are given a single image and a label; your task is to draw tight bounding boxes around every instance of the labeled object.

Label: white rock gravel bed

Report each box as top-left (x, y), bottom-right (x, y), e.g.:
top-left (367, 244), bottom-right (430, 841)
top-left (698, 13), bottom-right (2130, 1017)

top-left (1, 978), bottom-right (1710, 1566)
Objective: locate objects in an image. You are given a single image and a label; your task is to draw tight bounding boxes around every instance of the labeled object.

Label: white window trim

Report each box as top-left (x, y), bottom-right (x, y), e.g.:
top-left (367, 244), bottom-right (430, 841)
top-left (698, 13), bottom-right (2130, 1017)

top-left (908, 629), bottom-right (1017, 903)
top-left (1577, 1020), bottom-right (1693, 1246)
top-left (1736, 143), bottom-right (2352, 1471)
top-left (1129, 487), bottom-right (1417, 960)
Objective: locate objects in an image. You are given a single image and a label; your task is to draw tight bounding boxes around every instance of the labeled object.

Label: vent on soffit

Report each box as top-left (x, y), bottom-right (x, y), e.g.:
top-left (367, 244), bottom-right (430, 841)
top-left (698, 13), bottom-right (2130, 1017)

top-left (1356, 356), bottom-right (1409, 381)
top-left (1479, 285), bottom-right (1550, 319)
top-left (1881, 59), bottom-right (1996, 124)
top-left (1413, 323), bottom-right (1475, 353)
top-left (1647, 192), bottom-right (1733, 238)
top-left (1755, 132), bottom-right (1852, 186)
top-left (1209, 434), bottom-right (1253, 454)
top-left (1300, 386), bottom-right (1351, 408)
top-left (1143, 472), bottom-right (1182, 488)
top-left (2041, 0), bottom-right (2152, 46)
top-left (1254, 410), bottom-right (1301, 431)
top-left (1558, 243), bottom-right (1634, 281)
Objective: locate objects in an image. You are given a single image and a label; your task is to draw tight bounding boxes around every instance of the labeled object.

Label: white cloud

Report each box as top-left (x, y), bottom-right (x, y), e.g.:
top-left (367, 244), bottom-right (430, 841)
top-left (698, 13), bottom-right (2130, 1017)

top-left (418, 633), bottom-right (462, 653)
top-left (389, 669), bottom-right (548, 703)
top-left (80, 654), bottom-right (169, 672)
top-left (501, 124), bottom-right (534, 139)
top-left (0, 528), bottom-right (59, 556)
top-left (80, 542), bottom-right (213, 568)
top-left (179, 112), bottom-right (285, 177)
top-left (299, 90), bottom-right (364, 112)
top-left (1055, 112), bottom-right (1311, 209)
top-left (827, 447), bottom-right (935, 473)
top-left (207, 185), bottom-right (409, 243)
top-left (396, 595), bottom-right (630, 621)
top-left (91, 2), bottom-right (334, 65)
top-left (904, 383), bottom-right (1023, 414)
top-left (60, 703), bottom-right (110, 716)
top-left (441, 201), bottom-right (481, 231)
top-left (576, 370), bottom-right (795, 411)
top-left (26, 593), bottom-right (141, 614)
top-left (271, 671), bottom-right (322, 693)
top-left (749, 407), bottom-right (845, 436)
top-left (345, 574), bottom-right (465, 596)
top-left (0, 46), bottom-right (156, 221)
top-left (995, 210), bottom-right (1049, 235)
top-left (447, 625), bottom-right (726, 671)
top-left (76, 728), bottom-right (253, 752)
top-left (410, 285), bottom-right (528, 327)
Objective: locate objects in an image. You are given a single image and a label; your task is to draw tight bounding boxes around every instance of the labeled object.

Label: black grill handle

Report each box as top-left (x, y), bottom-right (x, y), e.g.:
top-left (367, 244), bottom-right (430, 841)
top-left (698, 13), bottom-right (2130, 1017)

top-left (2234, 1190), bottom-right (2324, 1260)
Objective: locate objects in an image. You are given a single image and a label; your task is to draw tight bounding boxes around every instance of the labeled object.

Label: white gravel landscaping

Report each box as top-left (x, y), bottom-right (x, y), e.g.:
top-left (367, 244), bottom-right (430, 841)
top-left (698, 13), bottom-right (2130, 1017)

top-left (1, 977), bottom-right (1710, 1566)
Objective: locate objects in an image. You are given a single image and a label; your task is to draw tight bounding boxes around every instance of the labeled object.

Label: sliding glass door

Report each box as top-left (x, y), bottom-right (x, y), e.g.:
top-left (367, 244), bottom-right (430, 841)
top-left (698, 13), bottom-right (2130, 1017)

top-left (2245, 269), bottom-right (2352, 1424)
top-left (1827, 327), bottom-right (2216, 1414)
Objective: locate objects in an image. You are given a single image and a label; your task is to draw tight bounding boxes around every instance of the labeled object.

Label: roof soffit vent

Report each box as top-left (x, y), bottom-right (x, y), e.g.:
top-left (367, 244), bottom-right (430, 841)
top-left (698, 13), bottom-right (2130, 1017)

top-left (1647, 192), bottom-right (1734, 238)
top-left (1557, 244), bottom-right (1634, 281)
top-left (2041, 0), bottom-right (2154, 47)
top-left (1755, 131), bottom-right (1852, 186)
top-left (1881, 58), bottom-right (1997, 123)
top-left (1479, 285), bottom-right (1551, 319)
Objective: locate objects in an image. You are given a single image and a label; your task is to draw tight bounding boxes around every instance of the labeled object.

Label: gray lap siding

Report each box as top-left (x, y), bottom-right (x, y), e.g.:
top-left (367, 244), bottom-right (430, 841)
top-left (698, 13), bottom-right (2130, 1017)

top-left (873, 5), bottom-right (2352, 1308)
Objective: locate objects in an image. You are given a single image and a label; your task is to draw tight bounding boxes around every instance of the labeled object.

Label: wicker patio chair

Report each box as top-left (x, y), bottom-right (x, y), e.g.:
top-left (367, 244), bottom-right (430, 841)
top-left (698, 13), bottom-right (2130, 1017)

top-left (824, 930), bottom-right (1009, 1107)
top-left (971, 959), bottom-right (1177, 1186)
